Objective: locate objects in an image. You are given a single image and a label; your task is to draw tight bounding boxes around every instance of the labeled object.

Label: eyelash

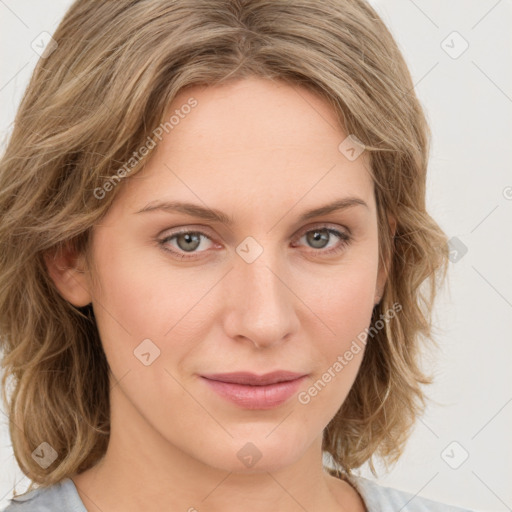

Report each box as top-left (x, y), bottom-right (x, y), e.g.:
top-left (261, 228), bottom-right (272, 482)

top-left (157, 224), bottom-right (352, 260)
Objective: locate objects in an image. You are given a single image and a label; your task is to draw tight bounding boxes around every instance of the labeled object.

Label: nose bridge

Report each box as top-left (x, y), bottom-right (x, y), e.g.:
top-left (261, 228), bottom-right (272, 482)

top-left (223, 239), bottom-right (298, 347)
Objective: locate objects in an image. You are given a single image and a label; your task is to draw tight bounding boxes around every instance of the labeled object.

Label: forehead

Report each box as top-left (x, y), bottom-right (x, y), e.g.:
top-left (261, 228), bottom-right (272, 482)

top-left (167, 77), bottom-right (359, 158)
top-left (114, 77), bottom-right (375, 217)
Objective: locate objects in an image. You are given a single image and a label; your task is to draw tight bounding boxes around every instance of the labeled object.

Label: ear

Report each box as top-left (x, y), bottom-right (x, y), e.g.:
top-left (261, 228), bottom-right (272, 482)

top-left (374, 213), bottom-right (397, 306)
top-left (44, 240), bottom-right (92, 307)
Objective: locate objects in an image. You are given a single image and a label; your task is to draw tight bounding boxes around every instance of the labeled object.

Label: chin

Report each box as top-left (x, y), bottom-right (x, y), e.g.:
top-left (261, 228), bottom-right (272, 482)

top-left (189, 426), bottom-right (313, 474)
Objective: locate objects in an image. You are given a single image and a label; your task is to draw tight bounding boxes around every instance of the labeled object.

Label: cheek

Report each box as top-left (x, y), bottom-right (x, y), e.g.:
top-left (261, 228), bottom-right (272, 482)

top-left (294, 255), bottom-right (378, 410)
top-left (88, 244), bottom-right (205, 429)
top-left (91, 230), bottom-right (185, 331)
top-left (88, 236), bottom-right (166, 368)
top-left (331, 274), bottom-right (376, 348)
top-left (303, 255), bottom-right (378, 346)
top-left (89, 237), bottom-right (217, 378)
top-left (296, 290), bottom-right (372, 433)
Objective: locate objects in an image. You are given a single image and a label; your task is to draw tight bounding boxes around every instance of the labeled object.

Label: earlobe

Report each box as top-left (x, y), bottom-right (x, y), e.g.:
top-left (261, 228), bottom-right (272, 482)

top-left (44, 241), bottom-right (92, 307)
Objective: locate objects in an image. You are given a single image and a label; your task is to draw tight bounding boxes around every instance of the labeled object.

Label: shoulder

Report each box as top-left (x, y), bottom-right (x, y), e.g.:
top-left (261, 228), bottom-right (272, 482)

top-left (346, 474), bottom-right (475, 512)
top-left (1, 478), bottom-right (86, 512)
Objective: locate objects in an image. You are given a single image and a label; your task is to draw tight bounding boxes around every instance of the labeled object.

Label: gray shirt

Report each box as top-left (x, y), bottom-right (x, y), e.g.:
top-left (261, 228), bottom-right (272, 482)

top-left (2, 474), bottom-right (474, 511)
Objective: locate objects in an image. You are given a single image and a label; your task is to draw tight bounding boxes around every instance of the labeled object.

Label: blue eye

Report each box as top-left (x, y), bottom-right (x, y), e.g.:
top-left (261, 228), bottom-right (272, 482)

top-left (158, 225), bottom-right (352, 260)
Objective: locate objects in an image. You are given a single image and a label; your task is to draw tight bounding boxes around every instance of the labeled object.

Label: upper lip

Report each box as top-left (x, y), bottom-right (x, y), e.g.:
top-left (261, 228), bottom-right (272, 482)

top-left (201, 371), bottom-right (307, 386)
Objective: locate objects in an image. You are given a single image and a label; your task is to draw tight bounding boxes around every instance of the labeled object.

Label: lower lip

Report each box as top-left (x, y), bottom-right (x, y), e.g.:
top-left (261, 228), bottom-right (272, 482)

top-left (201, 376), bottom-right (306, 409)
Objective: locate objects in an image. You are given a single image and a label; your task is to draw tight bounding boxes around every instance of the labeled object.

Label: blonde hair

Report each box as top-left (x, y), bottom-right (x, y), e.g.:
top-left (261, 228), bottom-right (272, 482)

top-left (0, 0), bottom-right (449, 491)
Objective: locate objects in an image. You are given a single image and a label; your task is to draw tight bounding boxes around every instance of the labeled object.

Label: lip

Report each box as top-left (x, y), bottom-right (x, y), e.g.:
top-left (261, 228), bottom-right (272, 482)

top-left (200, 371), bottom-right (308, 409)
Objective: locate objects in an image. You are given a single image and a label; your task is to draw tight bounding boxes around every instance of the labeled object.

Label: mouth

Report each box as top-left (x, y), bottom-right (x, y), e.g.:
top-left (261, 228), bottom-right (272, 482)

top-left (200, 371), bottom-right (308, 409)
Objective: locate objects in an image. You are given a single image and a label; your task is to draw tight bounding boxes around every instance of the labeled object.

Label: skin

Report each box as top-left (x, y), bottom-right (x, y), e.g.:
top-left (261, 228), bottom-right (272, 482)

top-left (46, 76), bottom-right (395, 512)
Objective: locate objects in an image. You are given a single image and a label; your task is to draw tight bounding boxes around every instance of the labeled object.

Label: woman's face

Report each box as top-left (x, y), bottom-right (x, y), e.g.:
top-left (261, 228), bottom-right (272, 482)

top-left (85, 77), bottom-right (387, 473)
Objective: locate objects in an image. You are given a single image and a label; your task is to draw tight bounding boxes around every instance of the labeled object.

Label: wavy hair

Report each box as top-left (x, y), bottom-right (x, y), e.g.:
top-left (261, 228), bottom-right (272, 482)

top-left (0, 0), bottom-right (449, 492)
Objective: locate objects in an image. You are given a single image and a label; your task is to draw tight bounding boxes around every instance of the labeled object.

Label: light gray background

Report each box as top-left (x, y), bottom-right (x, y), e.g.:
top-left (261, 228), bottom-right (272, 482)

top-left (1, 1), bottom-right (511, 511)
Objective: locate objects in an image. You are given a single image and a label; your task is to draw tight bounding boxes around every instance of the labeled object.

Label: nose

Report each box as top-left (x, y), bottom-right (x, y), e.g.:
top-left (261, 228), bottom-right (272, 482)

top-left (222, 246), bottom-right (300, 349)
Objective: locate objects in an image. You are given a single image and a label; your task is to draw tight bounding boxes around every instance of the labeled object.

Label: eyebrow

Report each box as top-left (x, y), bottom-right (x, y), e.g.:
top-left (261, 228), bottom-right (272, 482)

top-left (134, 197), bottom-right (368, 225)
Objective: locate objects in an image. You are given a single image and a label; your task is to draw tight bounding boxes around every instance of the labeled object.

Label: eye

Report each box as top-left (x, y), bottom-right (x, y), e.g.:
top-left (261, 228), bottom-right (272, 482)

top-left (157, 224), bottom-right (352, 260)
top-left (158, 230), bottom-right (215, 259)
top-left (291, 226), bottom-right (352, 256)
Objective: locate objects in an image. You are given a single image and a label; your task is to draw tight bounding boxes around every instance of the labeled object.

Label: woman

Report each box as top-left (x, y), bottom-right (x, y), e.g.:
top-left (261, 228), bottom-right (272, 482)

top-left (0, 1), bottom-right (474, 511)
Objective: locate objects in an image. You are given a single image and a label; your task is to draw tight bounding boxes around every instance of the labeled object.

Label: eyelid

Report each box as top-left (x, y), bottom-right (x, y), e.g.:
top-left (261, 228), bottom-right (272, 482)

top-left (293, 222), bottom-right (350, 238)
top-left (158, 222), bottom-right (349, 243)
top-left (158, 224), bottom-right (217, 241)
